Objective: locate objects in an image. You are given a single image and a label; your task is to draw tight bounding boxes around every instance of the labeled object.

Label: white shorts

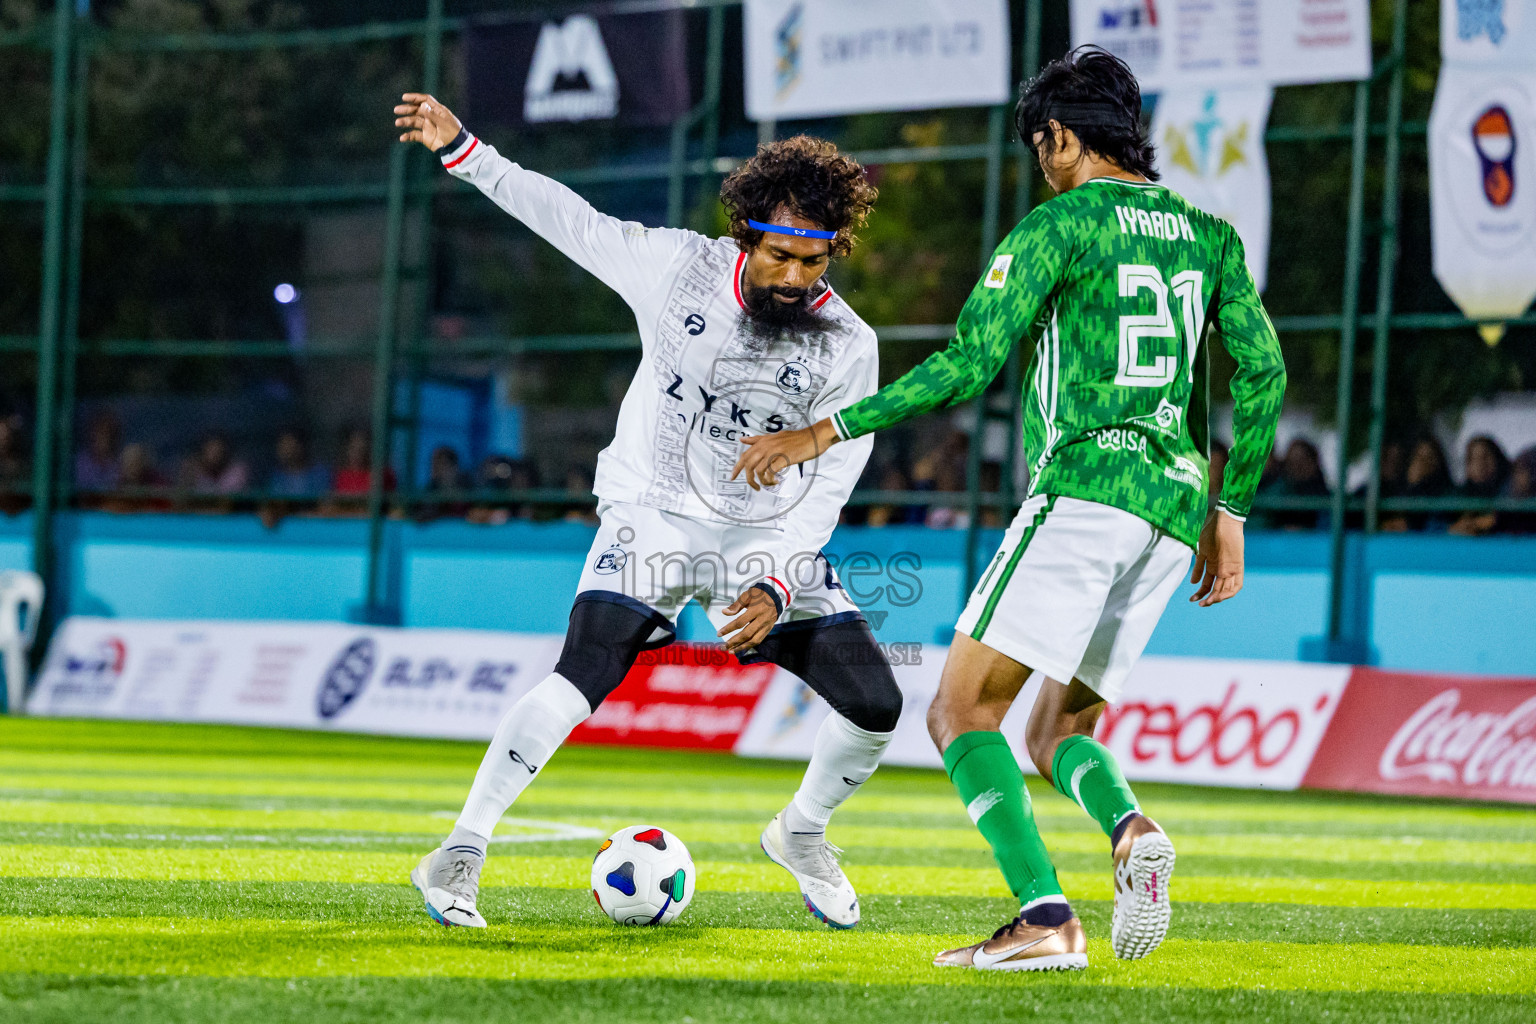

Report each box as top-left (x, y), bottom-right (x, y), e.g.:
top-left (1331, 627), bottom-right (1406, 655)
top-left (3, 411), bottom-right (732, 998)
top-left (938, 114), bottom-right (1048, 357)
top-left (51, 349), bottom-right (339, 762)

top-left (955, 494), bottom-right (1192, 703)
top-left (575, 501), bottom-right (863, 648)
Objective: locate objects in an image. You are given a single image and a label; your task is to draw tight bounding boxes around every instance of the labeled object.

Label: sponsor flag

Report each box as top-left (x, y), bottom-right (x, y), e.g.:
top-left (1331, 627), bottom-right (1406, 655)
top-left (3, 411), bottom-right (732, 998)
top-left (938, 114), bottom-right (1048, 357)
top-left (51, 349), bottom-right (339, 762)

top-left (1152, 85), bottom-right (1274, 290)
top-left (465, 11), bottom-right (690, 127)
top-left (1070, 0), bottom-right (1370, 92)
top-left (1430, 1), bottom-right (1536, 325)
top-left (743, 0), bottom-right (1010, 120)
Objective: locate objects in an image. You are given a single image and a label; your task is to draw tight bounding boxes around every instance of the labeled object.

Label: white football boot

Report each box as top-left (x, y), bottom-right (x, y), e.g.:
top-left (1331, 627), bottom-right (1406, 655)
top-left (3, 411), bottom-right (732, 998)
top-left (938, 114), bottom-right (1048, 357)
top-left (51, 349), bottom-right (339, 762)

top-left (760, 805), bottom-right (859, 928)
top-left (1111, 814), bottom-right (1176, 959)
top-left (410, 847), bottom-right (488, 928)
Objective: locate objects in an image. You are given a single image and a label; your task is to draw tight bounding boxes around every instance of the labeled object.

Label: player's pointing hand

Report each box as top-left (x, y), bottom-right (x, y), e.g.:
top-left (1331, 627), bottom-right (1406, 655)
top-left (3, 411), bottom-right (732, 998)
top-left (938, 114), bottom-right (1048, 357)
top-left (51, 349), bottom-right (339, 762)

top-left (394, 93), bottom-right (462, 151)
top-left (732, 418), bottom-right (840, 490)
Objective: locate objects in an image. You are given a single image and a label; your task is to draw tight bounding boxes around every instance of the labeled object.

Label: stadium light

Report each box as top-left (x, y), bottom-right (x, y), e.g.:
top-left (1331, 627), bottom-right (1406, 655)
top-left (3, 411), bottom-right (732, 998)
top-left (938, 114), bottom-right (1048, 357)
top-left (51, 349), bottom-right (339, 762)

top-left (273, 283), bottom-right (299, 305)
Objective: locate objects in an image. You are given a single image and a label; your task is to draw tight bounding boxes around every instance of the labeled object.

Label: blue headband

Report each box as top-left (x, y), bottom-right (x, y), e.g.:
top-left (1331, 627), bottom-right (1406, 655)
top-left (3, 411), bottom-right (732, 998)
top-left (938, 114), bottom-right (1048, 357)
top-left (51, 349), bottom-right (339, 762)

top-left (747, 219), bottom-right (836, 240)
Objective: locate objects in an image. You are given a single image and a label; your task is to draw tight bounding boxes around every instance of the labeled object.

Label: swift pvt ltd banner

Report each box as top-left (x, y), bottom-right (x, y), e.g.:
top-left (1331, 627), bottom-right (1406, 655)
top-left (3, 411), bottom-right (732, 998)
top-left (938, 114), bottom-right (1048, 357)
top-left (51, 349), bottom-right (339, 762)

top-left (34, 617), bottom-right (1531, 803)
top-left (743, 0), bottom-right (1010, 120)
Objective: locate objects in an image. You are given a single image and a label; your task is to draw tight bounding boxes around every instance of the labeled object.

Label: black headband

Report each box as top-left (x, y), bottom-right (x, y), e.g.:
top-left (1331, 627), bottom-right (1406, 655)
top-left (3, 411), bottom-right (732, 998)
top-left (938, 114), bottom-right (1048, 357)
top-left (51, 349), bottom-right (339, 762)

top-left (1031, 101), bottom-right (1129, 135)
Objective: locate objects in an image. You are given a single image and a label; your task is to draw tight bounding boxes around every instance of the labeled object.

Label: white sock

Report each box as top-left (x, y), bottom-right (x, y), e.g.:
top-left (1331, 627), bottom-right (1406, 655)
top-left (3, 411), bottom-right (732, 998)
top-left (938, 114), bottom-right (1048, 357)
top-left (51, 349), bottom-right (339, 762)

top-left (454, 672), bottom-right (591, 839)
top-left (791, 712), bottom-right (893, 829)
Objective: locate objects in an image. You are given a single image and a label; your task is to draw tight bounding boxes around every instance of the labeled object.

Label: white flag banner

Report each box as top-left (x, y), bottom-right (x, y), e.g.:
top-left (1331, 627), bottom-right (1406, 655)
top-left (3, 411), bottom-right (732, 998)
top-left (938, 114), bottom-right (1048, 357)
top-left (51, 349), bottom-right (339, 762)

top-left (1152, 85), bottom-right (1274, 290)
top-left (1070, 0), bottom-right (1370, 92)
top-left (743, 0), bottom-right (1010, 120)
top-left (1430, 67), bottom-right (1536, 321)
top-left (1442, 0), bottom-right (1536, 68)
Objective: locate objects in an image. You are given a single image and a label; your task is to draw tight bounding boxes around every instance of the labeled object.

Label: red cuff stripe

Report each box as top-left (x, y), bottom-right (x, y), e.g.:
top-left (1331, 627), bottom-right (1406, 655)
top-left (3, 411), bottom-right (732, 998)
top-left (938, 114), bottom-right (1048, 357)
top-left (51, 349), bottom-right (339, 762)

top-left (443, 137), bottom-right (479, 169)
top-left (766, 576), bottom-right (792, 608)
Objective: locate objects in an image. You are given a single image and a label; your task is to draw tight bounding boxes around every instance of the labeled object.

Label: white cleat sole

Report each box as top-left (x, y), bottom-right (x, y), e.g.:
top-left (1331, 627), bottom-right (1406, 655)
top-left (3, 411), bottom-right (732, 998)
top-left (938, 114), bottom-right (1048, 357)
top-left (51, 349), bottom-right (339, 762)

top-left (1112, 831), bottom-right (1175, 959)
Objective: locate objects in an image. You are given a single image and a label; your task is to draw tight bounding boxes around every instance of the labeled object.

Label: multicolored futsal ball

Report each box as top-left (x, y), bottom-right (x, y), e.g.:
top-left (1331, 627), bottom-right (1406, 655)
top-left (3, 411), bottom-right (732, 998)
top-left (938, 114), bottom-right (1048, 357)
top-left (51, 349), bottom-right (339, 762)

top-left (590, 825), bottom-right (696, 925)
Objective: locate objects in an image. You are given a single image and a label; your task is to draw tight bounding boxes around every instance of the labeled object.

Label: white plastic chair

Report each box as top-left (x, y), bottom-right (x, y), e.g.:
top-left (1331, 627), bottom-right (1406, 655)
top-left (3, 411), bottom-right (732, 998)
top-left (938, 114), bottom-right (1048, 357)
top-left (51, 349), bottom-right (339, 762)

top-left (0, 570), bottom-right (45, 715)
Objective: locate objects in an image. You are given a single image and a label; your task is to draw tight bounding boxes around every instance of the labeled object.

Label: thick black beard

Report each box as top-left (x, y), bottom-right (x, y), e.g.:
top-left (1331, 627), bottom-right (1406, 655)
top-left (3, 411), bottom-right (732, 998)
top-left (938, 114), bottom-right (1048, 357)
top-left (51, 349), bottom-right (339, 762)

top-left (739, 281), bottom-right (836, 345)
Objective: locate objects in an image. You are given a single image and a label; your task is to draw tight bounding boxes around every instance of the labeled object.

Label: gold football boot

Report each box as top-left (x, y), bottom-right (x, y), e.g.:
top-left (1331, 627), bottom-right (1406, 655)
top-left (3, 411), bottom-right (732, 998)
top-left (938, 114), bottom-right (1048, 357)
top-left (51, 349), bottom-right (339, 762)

top-left (933, 914), bottom-right (1088, 972)
top-left (1111, 814), bottom-right (1176, 959)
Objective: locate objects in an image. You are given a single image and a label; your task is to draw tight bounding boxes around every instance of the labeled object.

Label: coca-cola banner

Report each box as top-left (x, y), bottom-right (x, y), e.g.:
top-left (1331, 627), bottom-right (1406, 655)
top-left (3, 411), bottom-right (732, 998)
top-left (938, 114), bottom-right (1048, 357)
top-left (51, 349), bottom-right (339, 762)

top-left (1303, 668), bottom-right (1536, 804)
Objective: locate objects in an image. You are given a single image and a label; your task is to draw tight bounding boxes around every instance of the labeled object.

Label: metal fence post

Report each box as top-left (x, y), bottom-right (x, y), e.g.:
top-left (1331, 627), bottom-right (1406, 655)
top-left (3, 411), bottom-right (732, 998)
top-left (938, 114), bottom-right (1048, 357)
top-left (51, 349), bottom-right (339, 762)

top-left (54, 17), bottom-right (91, 515)
top-left (1322, 77), bottom-right (1373, 657)
top-left (28, 1), bottom-right (75, 601)
top-left (1364, 0), bottom-right (1409, 533)
top-left (961, 103), bottom-right (1009, 596)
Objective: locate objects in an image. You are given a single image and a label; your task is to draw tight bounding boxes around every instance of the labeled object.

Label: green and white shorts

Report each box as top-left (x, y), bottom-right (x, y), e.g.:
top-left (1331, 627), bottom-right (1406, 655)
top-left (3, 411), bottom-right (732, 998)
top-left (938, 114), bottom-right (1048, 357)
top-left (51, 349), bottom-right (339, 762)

top-left (956, 494), bottom-right (1193, 703)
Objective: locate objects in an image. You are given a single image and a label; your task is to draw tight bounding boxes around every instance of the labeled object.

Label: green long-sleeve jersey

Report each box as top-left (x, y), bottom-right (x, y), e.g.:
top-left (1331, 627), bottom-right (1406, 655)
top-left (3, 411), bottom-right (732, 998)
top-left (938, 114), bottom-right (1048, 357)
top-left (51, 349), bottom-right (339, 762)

top-left (831, 177), bottom-right (1286, 548)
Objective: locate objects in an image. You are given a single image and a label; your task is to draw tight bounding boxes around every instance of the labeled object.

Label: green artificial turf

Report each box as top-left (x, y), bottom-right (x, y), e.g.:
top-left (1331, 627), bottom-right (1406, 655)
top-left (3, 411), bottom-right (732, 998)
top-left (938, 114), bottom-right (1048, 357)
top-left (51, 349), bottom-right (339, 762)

top-left (1, 718), bottom-right (1532, 1023)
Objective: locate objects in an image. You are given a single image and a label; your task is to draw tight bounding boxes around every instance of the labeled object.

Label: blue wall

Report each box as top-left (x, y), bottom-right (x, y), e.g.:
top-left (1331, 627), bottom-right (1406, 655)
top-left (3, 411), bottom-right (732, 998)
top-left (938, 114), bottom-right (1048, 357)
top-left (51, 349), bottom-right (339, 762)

top-left (3, 512), bottom-right (1534, 676)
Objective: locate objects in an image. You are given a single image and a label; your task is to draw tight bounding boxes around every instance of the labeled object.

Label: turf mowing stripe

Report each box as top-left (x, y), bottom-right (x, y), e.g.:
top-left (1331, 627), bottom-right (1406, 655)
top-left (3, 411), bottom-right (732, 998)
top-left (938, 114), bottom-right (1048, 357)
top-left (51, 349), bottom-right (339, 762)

top-left (9, 799), bottom-right (1533, 868)
top-left (6, 845), bottom-right (1534, 909)
top-left (1, 916), bottom-right (1531, 994)
top-left (8, 878), bottom-right (1533, 949)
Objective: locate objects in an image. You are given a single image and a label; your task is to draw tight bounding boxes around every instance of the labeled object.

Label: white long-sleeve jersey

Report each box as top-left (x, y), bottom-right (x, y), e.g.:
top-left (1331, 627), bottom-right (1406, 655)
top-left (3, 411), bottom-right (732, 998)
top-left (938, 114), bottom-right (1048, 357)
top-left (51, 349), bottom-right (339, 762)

top-left (440, 133), bottom-right (877, 601)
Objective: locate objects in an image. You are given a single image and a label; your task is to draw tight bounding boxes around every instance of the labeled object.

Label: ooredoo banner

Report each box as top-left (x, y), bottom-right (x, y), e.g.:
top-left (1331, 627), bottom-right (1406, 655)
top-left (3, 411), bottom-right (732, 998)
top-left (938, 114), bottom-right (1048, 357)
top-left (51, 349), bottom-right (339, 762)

top-left (1303, 667), bottom-right (1536, 803)
top-left (743, 0), bottom-right (1010, 120)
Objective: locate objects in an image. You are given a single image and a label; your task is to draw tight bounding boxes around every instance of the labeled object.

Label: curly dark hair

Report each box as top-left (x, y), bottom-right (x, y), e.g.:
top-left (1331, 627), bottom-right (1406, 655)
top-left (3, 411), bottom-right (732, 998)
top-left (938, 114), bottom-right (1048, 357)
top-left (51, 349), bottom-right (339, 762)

top-left (719, 135), bottom-right (877, 258)
top-left (1016, 46), bottom-right (1158, 181)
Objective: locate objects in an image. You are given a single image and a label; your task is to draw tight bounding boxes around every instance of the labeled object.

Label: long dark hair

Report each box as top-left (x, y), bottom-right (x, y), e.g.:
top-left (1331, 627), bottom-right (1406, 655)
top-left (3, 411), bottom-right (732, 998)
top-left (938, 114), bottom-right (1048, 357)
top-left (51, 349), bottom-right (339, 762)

top-left (1015, 46), bottom-right (1158, 180)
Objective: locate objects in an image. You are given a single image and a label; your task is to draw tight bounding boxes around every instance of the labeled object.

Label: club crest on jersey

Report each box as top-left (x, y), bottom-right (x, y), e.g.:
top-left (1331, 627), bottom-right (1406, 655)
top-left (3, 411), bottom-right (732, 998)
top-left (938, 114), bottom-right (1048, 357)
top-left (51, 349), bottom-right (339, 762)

top-left (593, 545), bottom-right (628, 574)
top-left (984, 253), bottom-right (1013, 289)
top-left (1129, 398), bottom-right (1185, 437)
top-left (776, 360), bottom-right (810, 395)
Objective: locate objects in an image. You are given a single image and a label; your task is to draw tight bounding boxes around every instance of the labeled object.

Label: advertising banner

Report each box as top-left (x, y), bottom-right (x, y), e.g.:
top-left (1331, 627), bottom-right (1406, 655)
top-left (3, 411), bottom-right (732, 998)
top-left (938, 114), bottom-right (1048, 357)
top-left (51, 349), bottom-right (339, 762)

top-left (571, 646), bottom-right (777, 751)
top-left (1303, 667), bottom-right (1536, 804)
top-left (1070, 0), bottom-right (1370, 92)
top-left (743, 0), bottom-right (1010, 120)
top-left (465, 11), bottom-right (690, 127)
top-left (1429, 1), bottom-right (1536, 324)
top-left (1151, 85), bottom-right (1274, 290)
top-left (30, 617), bottom-right (561, 741)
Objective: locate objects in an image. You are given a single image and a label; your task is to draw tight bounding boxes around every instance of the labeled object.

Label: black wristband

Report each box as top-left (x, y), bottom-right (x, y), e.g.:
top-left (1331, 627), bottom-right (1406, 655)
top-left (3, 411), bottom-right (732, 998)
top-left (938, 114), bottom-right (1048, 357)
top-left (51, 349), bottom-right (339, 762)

top-left (442, 127), bottom-right (471, 157)
top-left (749, 581), bottom-right (785, 617)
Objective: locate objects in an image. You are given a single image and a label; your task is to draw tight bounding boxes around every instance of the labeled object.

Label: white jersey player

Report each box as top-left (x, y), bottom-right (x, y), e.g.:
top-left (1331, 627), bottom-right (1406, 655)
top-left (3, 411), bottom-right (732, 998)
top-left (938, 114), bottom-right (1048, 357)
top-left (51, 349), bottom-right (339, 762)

top-left (393, 94), bottom-right (903, 931)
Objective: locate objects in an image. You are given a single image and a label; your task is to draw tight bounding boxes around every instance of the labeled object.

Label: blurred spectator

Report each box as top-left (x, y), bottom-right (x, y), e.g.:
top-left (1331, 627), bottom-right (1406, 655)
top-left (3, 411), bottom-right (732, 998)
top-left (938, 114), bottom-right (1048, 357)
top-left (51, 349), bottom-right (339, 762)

top-left (325, 427), bottom-right (395, 516)
top-left (1500, 447), bottom-right (1536, 535)
top-left (467, 455), bottom-right (540, 525)
top-left (977, 462), bottom-right (1005, 529)
top-left (1258, 439), bottom-right (1328, 530)
top-left (75, 414), bottom-right (122, 494)
top-left (268, 430), bottom-right (330, 497)
top-left (1372, 440), bottom-right (1411, 532)
top-left (913, 430), bottom-right (969, 529)
top-left (1401, 436), bottom-right (1453, 532)
top-left (1207, 439), bottom-right (1230, 512)
top-left (417, 446), bottom-right (470, 523)
top-left (179, 431), bottom-right (250, 513)
top-left (562, 465), bottom-right (599, 525)
top-left (863, 465), bottom-right (924, 528)
top-left (260, 430), bottom-right (329, 529)
top-left (100, 444), bottom-right (171, 514)
top-left (0, 417), bottom-right (30, 515)
top-left (1449, 435), bottom-right (1510, 537)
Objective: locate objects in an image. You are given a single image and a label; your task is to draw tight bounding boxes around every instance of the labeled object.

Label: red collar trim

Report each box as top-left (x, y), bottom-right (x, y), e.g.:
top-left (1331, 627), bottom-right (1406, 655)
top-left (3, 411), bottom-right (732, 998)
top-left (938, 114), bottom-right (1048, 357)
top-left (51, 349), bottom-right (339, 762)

top-left (734, 252), bottom-right (835, 312)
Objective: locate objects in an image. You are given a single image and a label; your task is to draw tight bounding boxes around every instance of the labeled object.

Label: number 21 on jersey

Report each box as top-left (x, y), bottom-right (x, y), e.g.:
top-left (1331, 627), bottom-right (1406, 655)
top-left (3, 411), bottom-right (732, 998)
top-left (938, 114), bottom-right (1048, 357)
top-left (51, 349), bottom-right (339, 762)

top-left (1115, 263), bottom-right (1205, 388)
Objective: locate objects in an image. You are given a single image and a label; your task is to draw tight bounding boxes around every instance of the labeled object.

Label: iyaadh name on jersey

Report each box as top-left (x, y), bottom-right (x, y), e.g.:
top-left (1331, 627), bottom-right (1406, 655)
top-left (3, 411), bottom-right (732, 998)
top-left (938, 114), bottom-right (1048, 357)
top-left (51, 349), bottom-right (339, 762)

top-left (1114, 205), bottom-right (1195, 244)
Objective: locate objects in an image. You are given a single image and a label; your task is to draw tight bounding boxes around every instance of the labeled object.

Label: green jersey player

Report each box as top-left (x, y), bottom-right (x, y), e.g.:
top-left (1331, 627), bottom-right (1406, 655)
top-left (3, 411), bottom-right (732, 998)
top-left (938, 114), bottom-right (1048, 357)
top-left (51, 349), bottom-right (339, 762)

top-left (733, 47), bottom-right (1285, 971)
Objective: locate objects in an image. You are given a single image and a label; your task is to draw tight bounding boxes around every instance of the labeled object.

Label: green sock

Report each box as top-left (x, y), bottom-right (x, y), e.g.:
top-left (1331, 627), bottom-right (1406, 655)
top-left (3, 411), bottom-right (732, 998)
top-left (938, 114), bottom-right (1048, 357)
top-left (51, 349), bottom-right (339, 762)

top-left (1051, 733), bottom-right (1140, 838)
top-left (942, 731), bottom-right (1062, 905)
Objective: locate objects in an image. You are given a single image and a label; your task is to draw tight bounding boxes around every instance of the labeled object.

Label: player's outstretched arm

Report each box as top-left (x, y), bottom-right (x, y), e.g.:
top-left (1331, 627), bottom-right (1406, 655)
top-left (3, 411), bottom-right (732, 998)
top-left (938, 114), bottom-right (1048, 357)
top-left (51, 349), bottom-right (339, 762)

top-left (394, 93), bottom-right (461, 151)
top-left (732, 418), bottom-right (839, 491)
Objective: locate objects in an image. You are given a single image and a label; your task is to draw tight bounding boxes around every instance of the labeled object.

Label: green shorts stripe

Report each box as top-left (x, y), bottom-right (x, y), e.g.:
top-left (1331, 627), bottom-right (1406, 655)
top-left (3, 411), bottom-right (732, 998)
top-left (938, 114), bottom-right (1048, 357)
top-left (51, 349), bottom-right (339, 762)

top-left (970, 495), bottom-right (1056, 641)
